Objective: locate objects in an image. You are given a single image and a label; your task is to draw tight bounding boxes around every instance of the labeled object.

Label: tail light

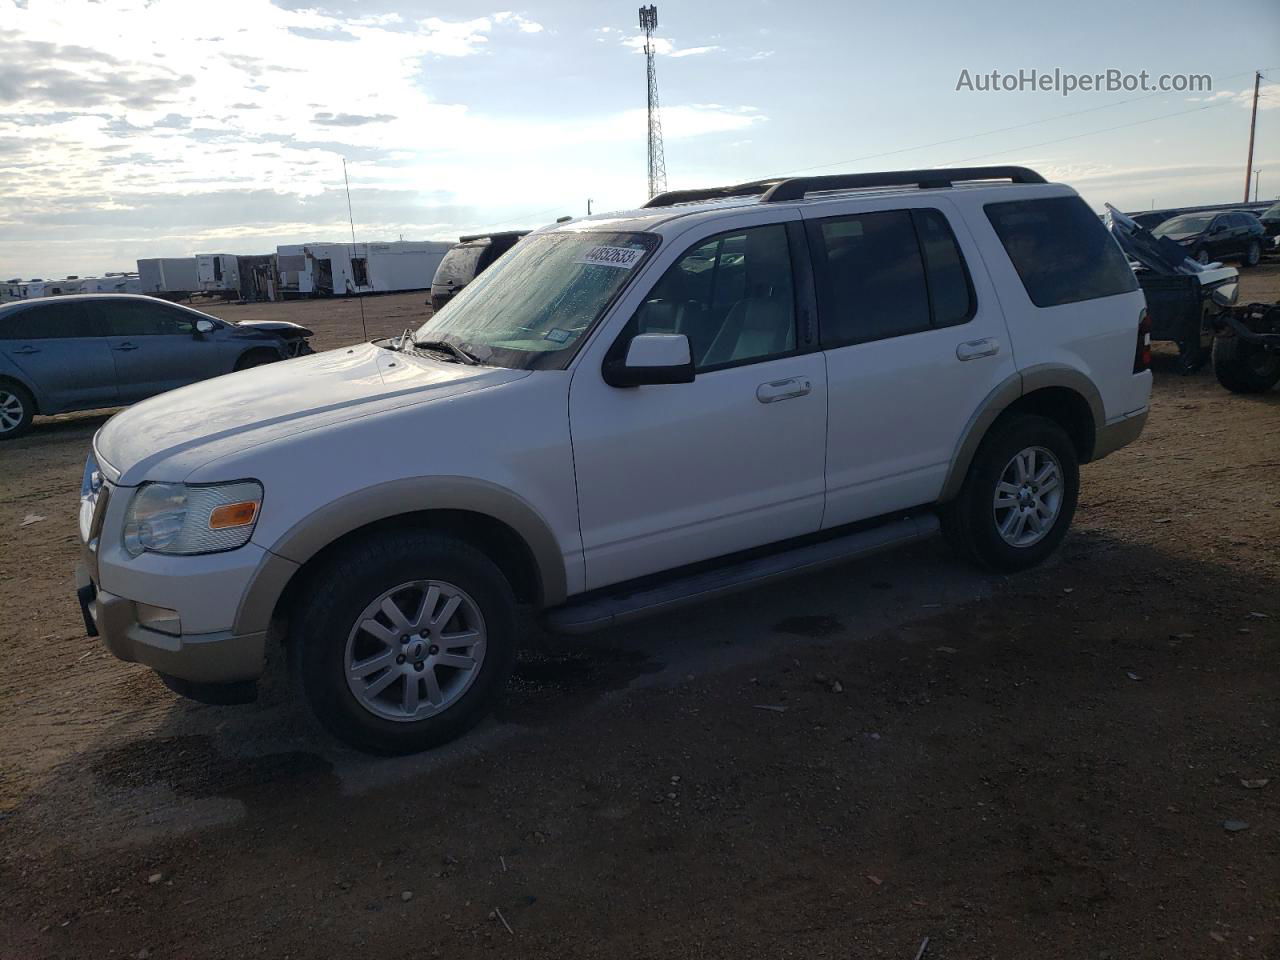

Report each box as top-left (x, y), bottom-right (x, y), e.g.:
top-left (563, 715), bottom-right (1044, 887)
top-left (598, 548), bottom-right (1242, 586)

top-left (1134, 308), bottom-right (1152, 373)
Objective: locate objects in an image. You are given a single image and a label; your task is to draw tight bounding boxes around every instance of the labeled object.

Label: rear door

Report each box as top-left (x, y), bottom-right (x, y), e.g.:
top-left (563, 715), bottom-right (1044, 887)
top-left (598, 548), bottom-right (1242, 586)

top-left (0, 301), bottom-right (117, 413)
top-left (807, 200), bottom-right (1017, 527)
top-left (95, 299), bottom-right (226, 402)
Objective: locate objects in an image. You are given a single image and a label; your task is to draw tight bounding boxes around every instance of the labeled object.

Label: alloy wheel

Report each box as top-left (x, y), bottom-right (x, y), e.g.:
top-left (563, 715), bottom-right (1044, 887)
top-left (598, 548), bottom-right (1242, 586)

top-left (344, 580), bottom-right (487, 722)
top-left (0, 390), bottom-right (25, 434)
top-left (992, 445), bottom-right (1064, 548)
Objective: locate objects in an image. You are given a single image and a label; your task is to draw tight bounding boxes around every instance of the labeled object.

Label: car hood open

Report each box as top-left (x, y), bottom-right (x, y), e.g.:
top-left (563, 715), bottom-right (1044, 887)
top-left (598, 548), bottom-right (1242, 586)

top-left (94, 341), bottom-right (528, 485)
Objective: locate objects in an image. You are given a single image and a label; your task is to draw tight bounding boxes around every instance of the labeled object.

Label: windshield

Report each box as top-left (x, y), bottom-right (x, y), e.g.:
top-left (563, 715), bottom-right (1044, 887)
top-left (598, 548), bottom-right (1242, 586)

top-left (414, 231), bottom-right (659, 370)
top-left (1153, 213), bottom-right (1213, 235)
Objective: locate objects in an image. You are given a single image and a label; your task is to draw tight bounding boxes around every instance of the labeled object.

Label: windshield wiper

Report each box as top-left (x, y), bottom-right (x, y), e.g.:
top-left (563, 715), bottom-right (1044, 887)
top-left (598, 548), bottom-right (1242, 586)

top-left (414, 338), bottom-right (480, 365)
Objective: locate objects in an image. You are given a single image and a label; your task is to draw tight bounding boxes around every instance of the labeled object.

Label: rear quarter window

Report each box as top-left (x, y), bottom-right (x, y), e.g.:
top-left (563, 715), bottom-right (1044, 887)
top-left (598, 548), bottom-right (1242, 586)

top-left (985, 196), bottom-right (1138, 308)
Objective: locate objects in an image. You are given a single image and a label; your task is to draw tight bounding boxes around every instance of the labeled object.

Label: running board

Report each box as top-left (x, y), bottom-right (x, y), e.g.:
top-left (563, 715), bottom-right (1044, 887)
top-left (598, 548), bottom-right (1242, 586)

top-left (544, 513), bottom-right (940, 635)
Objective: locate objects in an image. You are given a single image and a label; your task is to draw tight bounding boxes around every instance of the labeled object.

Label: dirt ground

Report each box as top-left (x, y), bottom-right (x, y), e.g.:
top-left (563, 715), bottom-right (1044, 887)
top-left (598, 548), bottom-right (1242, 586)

top-left (1, 267), bottom-right (1278, 959)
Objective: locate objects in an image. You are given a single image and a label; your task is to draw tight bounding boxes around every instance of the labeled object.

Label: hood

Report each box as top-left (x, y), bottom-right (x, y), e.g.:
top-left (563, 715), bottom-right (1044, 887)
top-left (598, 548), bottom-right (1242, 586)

top-left (233, 319), bottom-right (312, 337)
top-left (95, 342), bottom-right (529, 484)
top-left (1104, 204), bottom-right (1221, 277)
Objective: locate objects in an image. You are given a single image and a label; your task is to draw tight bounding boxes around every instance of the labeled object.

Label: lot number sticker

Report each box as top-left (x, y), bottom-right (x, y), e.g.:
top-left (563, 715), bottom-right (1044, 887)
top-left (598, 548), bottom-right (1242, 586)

top-left (575, 245), bottom-right (644, 269)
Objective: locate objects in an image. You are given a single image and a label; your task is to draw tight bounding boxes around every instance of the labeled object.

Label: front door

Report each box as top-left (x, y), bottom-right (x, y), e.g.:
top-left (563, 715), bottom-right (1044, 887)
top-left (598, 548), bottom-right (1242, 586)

top-left (92, 299), bottom-right (225, 402)
top-left (0, 301), bottom-right (118, 413)
top-left (569, 219), bottom-right (828, 591)
top-left (806, 201), bottom-right (1018, 527)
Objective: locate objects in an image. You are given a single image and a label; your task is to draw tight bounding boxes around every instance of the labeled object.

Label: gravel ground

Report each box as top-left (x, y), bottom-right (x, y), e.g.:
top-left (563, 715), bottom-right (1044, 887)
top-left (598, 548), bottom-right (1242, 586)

top-left (1, 266), bottom-right (1278, 959)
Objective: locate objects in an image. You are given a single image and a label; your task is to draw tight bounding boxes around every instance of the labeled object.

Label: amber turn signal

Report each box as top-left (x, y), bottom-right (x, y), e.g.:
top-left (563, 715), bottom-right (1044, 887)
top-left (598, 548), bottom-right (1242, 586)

top-left (209, 501), bottom-right (259, 529)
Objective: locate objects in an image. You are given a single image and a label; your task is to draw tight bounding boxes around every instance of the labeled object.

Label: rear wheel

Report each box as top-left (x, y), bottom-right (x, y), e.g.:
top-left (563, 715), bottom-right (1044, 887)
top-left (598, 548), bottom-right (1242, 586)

top-left (1194, 248), bottom-right (1211, 265)
top-left (1212, 335), bottom-right (1280, 393)
top-left (289, 531), bottom-right (518, 754)
top-left (0, 381), bottom-right (34, 440)
top-left (1243, 240), bottom-right (1262, 268)
top-left (943, 414), bottom-right (1080, 571)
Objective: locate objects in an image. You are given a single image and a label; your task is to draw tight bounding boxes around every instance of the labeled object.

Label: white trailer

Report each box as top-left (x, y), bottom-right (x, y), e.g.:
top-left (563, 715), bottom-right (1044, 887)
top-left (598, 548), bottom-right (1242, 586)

top-left (137, 257), bottom-right (198, 298)
top-left (80, 274), bottom-right (141, 294)
top-left (196, 254), bottom-right (241, 294)
top-left (287, 241), bottom-right (451, 297)
top-left (367, 241), bottom-right (452, 293)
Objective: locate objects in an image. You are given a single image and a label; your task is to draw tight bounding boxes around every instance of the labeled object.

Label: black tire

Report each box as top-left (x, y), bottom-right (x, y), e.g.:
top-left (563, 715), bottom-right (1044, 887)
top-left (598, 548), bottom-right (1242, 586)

top-left (234, 349), bottom-right (280, 371)
top-left (1194, 247), bottom-right (1211, 266)
top-left (288, 531), bottom-right (518, 754)
top-left (1242, 240), bottom-right (1262, 268)
top-left (942, 414), bottom-right (1080, 572)
top-left (0, 380), bottom-right (35, 440)
top-left (1212, 335), bottom-right (1280, 394)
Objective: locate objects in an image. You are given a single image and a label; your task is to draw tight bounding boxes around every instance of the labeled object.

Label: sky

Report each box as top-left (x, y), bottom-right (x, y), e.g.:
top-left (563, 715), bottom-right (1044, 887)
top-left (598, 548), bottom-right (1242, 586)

top-left (2, 0), bottom-right (1278, 279)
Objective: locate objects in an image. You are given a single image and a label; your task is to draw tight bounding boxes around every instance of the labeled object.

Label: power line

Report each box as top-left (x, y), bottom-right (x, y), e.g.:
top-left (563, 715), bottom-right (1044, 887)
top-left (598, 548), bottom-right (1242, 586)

top-left (777, 66), bottom-right (1280, 179)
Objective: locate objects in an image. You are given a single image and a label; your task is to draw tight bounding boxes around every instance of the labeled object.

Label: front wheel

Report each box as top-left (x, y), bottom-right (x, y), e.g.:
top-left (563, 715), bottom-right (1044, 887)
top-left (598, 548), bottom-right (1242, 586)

top-left (1194, 248), bottom-right (1211, 265)
top-left (942, 414), bottom-right (1080, 572)
top-left (289, 531), bottom-right (518, 754)
top-left (1242, 240), bottom-right (1262, 268)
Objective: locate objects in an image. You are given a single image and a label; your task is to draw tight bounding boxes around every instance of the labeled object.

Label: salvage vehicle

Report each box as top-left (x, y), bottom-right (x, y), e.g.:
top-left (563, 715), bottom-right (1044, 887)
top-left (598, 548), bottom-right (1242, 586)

top-left (1107, 205), bottom-right (1239, 374)
top-left (0, 295), bottom-right (312, 439)
top-left (428, 231), bottom-right (528, 313)
top-left (76, 166), bottom-right (1151, 753)
top-left (1208, 301), bottom-right (1280, 393)
top-left (1151, 210), bottom-right (1266, 267)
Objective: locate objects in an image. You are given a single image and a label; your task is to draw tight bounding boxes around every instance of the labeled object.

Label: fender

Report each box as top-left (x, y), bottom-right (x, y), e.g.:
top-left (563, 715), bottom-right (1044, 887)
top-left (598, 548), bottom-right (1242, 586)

top-left (233, 476), bottom-right (569, 635)
top-left (938, 364), bottom-right (1104, 502)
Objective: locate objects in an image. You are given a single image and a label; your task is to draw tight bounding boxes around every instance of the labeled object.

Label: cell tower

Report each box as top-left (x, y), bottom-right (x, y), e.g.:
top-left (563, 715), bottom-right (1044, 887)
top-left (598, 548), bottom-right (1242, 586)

top-left (639, 4), bottom-right (667, 198)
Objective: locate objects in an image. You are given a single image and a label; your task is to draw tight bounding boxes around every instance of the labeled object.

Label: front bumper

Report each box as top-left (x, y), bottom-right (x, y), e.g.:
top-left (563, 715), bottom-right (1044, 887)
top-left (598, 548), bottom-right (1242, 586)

top-left (76, 562), bottom-right (266, 684)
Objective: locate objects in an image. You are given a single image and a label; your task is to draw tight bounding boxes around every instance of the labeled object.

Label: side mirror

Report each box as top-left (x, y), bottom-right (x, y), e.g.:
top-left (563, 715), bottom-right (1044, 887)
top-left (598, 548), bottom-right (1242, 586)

top-left (603, 333), bottom-right (695, 387)
top-left (194, 319), bottom-right (216, 336)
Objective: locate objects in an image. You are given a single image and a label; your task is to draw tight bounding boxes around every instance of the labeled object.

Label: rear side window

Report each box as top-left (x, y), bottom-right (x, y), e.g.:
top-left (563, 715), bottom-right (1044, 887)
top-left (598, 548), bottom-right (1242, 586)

top-left (985, 196), bottom-right (1138, 308)
top-left (0, 303), bottom-right (100, 339)
top-left (807, 208), bottom-right (975, 347)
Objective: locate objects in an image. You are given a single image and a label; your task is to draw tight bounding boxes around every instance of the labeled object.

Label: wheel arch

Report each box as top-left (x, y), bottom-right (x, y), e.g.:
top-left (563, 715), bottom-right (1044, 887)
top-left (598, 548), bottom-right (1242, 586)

top-left (939, 367), bottom-right (1103, 502)
top-left (233, 477), bottom-right (568, 637)
top-left (234, 345), bottom-right (283, 370)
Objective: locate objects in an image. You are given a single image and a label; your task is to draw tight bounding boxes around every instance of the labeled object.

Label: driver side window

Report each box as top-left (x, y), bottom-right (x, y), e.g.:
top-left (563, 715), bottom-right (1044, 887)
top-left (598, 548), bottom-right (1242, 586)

top-left (630, 223), bottom-right (796, 371)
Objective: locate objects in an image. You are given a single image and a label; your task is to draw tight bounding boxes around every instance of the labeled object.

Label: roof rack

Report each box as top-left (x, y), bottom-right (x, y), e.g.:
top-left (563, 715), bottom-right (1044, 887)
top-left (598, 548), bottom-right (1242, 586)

top-left (458, 229), bottom-right (531, 242)
top-left (642, 166), bottom-right (1046, 209)
top-left (642, 178), bottom-right (787, 208)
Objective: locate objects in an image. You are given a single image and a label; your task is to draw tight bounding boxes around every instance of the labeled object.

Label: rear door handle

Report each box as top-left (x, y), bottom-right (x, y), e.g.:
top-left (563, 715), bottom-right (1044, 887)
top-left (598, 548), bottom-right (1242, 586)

top-left (757, 377), bottom-right (812, 403)
top-left (956, 338), bottom-right (1000, 361)
top-left (12, 345), bottom-right (40, 355)
top-left (113, 342), bottom-right (138, 352)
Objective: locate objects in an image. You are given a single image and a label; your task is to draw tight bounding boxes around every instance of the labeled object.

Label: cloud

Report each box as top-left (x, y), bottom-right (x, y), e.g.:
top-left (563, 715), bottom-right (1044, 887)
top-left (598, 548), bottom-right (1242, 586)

top-left (621, 35), bottom-right (720, 57)
top-left (312, 112), bottom-right (396, 127)
top-left (287, 25), bottom-right (357, 42)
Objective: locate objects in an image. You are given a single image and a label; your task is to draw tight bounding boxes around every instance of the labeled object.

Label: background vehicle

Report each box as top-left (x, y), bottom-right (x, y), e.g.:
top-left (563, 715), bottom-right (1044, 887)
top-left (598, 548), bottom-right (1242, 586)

top-left (1209, 301), bottom-right (1280, 393)
top-left (0, 295), bottom-right (312, 439)
top-left (428, 231), bottom-right (527, 313)
top-left (1256, 200), bottom-right (1280, 245)
top-left (1152, 211), bottom-right (1266, 267)
top-left (77, 166), bottom-right (1151, 754)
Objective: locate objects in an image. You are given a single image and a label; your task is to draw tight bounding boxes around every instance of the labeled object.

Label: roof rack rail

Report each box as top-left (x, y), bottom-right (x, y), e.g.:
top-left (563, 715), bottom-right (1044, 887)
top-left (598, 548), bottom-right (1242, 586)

top-left (457, 229), bottom-right (531, 242)
top-left (642, 166), bottom-right (1046, 210)
top-left (642, 178), bottom-right (786, 209)
top-left (760, 165), bottom-right (1046, 203)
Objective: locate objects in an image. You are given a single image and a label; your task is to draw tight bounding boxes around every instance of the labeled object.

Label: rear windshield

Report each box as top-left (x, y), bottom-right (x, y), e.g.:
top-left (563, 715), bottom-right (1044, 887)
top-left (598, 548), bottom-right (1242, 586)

top-left (433, 243), bottom-right (486, 287)
top-left (985, 196), bottom-right (1138, 308)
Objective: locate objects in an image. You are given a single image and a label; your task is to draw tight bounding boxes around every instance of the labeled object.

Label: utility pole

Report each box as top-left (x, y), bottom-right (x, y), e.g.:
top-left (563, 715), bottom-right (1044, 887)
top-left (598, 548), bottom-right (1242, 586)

top-left (1253, 170), bottom-right (1261, 203)
top-left (587, 198), bottom-right (593, 215)
top-left (1244, 70), bottom-right (1260, 202)
top-left (639, 5), bottom-right (667, 198)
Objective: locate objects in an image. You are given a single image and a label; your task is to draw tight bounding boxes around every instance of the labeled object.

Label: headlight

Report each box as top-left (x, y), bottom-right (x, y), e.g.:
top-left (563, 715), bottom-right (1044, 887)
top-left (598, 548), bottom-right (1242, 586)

top-left (123, 481), bottom-right (262, 557)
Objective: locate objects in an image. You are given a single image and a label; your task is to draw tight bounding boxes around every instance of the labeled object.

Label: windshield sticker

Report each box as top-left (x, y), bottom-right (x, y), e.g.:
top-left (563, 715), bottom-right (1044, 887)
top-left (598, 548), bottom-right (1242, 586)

top-left (575, 245), bottom-right (644, 269)
top-left (543, 328), bottom-right (572, 344)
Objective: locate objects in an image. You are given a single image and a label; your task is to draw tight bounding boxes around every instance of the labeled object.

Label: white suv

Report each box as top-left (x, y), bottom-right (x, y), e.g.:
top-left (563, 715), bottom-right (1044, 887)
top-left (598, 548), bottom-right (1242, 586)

top-left (75, 166), bottom-right (1152, 753)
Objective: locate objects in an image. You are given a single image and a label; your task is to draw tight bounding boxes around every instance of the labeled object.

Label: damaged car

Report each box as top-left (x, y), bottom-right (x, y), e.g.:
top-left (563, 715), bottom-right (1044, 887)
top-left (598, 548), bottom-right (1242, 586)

top-left (0, 294), bottom-right (312, 439)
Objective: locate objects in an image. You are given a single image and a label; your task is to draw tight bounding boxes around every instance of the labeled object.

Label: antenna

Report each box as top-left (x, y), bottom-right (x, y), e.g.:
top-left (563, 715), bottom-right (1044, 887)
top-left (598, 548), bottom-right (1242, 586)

top-left (342, 158), bottom-right (369, 342)
top-left (639, 5), bottom-right (667, 198)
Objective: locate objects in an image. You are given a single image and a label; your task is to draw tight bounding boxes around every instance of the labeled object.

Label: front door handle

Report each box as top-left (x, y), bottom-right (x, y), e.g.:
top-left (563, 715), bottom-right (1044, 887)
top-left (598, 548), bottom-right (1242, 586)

top-left (12, 345), bottom-right (40, 355)
top-left (956, 338), bottom-right (1000, 361)
top-left (113, 342), bottom-right (138, 352)
top-left (757, 377), bottom-right (812, 404)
